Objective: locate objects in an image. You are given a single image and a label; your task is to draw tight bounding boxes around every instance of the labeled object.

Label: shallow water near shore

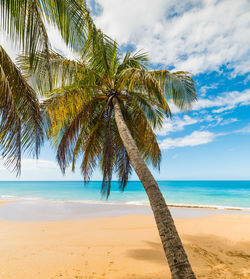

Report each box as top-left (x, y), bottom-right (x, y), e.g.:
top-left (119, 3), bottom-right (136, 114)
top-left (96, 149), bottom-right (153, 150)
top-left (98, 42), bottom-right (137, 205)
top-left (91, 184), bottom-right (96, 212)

top-left (1, 180), bottom-right (250, 210)
top-left (0, 200), bottom-right (250, 222)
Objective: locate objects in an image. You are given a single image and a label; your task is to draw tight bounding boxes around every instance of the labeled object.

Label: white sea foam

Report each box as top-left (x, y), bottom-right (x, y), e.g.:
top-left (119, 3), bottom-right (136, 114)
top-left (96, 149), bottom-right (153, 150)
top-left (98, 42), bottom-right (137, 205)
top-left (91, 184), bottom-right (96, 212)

top-left (61, 200), bottom-right (250, 211)
top-left (124, 200), bottom-right (149, 206)
top-left (167, 203), bottom-right (250, 211)
top-left (1, 195), bottom-right (250, 211)
top-left (0, 195), bottom-right (16, 199)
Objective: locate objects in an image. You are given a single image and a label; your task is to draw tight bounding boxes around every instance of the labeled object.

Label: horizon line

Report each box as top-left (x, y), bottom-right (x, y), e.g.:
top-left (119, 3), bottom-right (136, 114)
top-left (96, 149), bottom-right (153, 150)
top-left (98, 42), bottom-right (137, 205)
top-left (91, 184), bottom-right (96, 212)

top-left (0, 180), bottom-right (249, 182)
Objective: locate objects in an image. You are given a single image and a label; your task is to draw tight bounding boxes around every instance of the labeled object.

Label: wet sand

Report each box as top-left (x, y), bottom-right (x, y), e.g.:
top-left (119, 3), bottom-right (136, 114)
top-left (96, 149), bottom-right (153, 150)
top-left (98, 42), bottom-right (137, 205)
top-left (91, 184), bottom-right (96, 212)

top-left (0, 200), bottom-right (249, 222)
top-left (0, 201), bottom-right (250, 278)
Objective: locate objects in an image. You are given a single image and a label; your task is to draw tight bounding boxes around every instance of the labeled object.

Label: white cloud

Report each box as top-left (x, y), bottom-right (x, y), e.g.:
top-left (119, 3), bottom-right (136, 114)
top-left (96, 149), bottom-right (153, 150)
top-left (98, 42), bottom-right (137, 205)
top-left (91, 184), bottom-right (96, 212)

top-left (159, 123), bottom-right (250, 150)
top-left (234, 124), bottom-right (250, 134)
top-left (0, 158), bottom-right (58, 171)
top-left (193, 89), bottom-right (250, 112)
top-left (243, 74), bottom-right (250, 85)
top-left (199, 84), bottom-right (219, 97)
top-left (202, 116), bottom-right (238, 128)
top-left (220, 117), bottom-right (238, 126)
top-left (160, 130), bottom-right (216, 150)
top-left (156, 115), bottom-right (198, 136)
top-left (94, 0), bottom-right (250, 75)
top-left (168, 89), bottom-right (250, 114)
top-left (156, 96), bottom-right (242, 136)
top-left (2, 0), bottom-right (249, 76)
top-left (156, 110), bottom-right (239, 137)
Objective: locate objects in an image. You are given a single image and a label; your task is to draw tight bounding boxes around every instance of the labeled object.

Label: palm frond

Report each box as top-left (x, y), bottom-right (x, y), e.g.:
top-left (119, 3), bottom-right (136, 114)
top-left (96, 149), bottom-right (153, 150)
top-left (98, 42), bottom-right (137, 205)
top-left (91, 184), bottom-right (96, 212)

top-left (100, 106), bottom-right (114, 197)
top-left (117, 50), bottom-right (149, 73)
top-left (82, 30), bottom-right (118, 83)
top-left (0, 0), bottom-right (51, 75)
top-left (113, 132), bottom-right (132, 191)
top-left (41, 0), bottom-right (94, 52)
top-left (151, 70), bottom-right (197, 110)
top-left (42, 87), bottom-right (106, 147)
top-left (19, 49), bottom-right (112, 96)
top-left (0, 45), bottom-right (43, 173)
top-left (117, 68), bottom-right (172, 117)
top-left (80, 105), bottom-right (107, 182)
top-left (55, 96), bottom-right (104, 173)
top-left (121, 99), bottom-right (161, 169)
top-left (0, 0), bottom-right (94, 59)
top-left (126, 91), bottom-right (165, 129)
top-left (19, 50), bottom-right (86, 94)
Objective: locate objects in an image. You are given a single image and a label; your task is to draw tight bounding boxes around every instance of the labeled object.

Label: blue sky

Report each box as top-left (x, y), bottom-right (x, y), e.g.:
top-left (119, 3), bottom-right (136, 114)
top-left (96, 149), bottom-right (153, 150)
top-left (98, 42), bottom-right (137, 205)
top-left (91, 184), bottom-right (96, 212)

top-left (0, 0), bottom-right (249, 180)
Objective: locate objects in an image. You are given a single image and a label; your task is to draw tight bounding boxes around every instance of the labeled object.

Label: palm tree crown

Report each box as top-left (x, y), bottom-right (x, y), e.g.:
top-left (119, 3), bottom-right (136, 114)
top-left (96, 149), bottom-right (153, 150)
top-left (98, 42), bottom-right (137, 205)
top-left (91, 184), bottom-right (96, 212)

top-left (23, 33), bottom-right (196, 196)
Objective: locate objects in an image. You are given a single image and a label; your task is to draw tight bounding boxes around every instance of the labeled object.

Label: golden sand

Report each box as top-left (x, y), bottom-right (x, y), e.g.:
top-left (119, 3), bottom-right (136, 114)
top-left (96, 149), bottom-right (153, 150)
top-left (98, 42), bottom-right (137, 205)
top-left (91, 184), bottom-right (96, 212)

top-left (0, 213), bottom-right (250, 278)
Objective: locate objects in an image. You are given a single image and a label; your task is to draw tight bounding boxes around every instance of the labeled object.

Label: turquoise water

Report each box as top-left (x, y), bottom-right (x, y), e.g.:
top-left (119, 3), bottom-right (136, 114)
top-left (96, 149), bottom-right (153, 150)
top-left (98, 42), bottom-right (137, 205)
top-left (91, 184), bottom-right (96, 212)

top-left (0, 180), bottom-right (250, 209)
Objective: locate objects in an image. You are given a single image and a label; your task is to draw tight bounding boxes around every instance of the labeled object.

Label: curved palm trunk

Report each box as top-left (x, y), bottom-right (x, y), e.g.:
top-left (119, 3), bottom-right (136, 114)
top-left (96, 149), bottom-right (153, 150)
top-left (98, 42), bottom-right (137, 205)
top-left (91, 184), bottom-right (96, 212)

top-left (113, 97), bottom-right (196, 279)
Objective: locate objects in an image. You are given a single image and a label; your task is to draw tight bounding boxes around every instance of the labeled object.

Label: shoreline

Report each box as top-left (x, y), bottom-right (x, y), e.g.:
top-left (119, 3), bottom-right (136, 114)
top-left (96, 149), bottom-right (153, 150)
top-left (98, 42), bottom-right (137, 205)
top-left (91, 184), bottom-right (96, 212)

top-left (0, 200), bottom-right (250, 222)
top-left (1, 198), bottom-right (250, 212)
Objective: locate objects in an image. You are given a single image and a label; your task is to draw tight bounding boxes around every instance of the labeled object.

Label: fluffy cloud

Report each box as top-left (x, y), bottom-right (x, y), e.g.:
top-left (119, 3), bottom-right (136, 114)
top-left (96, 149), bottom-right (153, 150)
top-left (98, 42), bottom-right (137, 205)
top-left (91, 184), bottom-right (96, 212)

top-left (159, 123), bottom-right (250, 150)
top-left (168, 88), bottom-right (250, 115)
top-left (156, 88), bottom-right (246, 136)
top-left (2, 0), bottom-right (249, 76)
top-left (94, 0), bottom-right (250, 75)
top-left (156, 112), bottom-right (239, 136)
top-left (160, 130), bottom-right (216, 149)
top-left (156, 115), bottom-right (198, 136)
top-left (199, 84), bottom-right (219, 97)
top-left (193, 89), bottom-right (250, 112)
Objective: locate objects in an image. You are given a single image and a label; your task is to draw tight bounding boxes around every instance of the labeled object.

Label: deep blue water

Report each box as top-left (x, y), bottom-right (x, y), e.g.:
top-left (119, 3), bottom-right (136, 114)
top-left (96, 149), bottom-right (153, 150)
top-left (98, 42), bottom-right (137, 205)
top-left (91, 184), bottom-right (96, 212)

top-left (0, 180), bottom-right (250, 209)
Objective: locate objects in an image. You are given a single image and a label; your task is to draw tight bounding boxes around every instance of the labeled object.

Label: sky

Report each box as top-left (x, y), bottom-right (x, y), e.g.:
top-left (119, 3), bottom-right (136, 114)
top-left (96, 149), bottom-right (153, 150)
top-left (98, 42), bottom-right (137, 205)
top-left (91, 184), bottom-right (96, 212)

top-left (0, 0), bottom-right (249, 180)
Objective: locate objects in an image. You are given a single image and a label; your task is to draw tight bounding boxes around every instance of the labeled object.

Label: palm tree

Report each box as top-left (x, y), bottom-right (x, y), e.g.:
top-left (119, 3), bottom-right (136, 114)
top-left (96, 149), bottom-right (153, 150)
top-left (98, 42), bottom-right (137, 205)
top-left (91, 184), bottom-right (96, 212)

top-left (0, 0), bottom-right (93, 171)
top-left (23, 31), bottom-right (197, 278)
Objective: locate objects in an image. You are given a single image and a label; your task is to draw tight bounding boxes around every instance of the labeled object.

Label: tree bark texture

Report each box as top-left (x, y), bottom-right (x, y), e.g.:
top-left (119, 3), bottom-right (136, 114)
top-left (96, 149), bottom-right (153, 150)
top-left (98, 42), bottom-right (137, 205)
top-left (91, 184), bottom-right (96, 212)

top-left (113, 97), bottom-right (196, 279)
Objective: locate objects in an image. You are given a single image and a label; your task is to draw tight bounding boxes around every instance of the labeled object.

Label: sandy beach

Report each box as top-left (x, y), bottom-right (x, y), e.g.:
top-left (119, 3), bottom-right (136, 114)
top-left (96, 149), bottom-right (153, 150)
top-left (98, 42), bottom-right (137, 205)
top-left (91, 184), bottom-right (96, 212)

top-left (0, 202), bottom-right (249, 279)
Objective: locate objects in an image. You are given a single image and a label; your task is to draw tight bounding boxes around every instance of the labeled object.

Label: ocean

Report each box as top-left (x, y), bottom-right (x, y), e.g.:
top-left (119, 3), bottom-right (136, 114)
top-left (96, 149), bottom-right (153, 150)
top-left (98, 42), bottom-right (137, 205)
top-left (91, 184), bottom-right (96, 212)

top-left (0, 180), bottom-right (250, 210)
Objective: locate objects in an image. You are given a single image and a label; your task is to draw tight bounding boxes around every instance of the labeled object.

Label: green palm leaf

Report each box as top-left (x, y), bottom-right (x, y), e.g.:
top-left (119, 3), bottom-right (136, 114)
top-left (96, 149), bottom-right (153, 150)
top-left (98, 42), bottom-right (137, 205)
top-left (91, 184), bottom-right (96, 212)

top-left (151, 70), bottom-right (197, 110)
top-left (0, 0), bottom-right (93, 59)
top-left (0, 45), bottom-right (43, 174)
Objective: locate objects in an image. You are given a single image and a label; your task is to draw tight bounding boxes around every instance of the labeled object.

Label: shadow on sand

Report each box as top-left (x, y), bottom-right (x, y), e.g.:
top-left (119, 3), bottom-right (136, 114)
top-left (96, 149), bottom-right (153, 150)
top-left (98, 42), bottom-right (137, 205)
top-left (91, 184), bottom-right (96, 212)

top-left (125, 235), bottom-right (250, 279)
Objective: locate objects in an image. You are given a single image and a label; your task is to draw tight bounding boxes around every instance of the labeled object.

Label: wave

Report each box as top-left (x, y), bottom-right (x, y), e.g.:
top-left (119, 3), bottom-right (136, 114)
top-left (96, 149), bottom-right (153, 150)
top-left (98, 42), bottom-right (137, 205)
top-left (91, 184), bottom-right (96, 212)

top-left (1, 195), bottom-right (250, 211)
top-left (62, 200), bottom-right (250, 211)
top-left (167, 203), bottom-right (250, 211)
